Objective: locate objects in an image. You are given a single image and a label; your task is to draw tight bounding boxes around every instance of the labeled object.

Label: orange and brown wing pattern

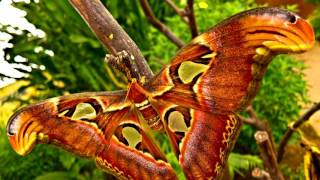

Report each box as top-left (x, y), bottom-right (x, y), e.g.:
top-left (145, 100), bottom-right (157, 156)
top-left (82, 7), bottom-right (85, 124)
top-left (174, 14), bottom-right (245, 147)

top-left (179, 111), bottom-right (241, 179)
top-left (7, 91), bottom-right (124, 156)
top-left (96, 136), bottom-right (176, 180)
top-left (149, 7), bottom-right (314, 114)
top-left (95, 111), bottom-right (176, 180)
top-left (152, 100), bottom-right (241, 179)
top-left (146, 7), bottom-right (315, 179)
top-left (6, 91), bottom-right (176, 179)
top-left (7, 91), bottom-right (129, 156)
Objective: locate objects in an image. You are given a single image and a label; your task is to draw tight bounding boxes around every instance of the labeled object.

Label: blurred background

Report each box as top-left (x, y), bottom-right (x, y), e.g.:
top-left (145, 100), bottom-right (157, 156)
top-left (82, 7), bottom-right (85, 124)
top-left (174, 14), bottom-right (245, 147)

top-left (0, 0), bottom-right (319, 179)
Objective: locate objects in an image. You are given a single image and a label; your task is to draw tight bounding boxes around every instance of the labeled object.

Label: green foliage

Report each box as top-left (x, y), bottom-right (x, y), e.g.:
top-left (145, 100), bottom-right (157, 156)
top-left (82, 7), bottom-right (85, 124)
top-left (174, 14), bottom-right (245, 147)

top-left (305, 0), bottom-right (320, 4)
top-left (280, 164), bottom-right (305, 180)
top-left (255, 55), bottom-right (308, 140)
top-left (237, 55), bottom-right (309, 153)
top-left (228, 153), bottom-right (263, 178)
top-left (283, 4), bottom-right (299, 13)
top-left (2, 0), bottom-right (115, 101)
top-left (310, 9), bottom-right (320, 40)
top-left (166, 152), bottom-right (186, 180)
top-left (105, 1), bottom-right (171, 53)
top-left (145, 0), bottom-right (258, 71)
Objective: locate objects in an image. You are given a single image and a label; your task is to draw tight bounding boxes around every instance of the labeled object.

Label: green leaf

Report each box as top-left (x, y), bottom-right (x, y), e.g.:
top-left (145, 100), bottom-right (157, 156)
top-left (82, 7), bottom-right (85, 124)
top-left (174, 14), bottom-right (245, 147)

top-left (228, 153), bottom-right (263, 178)
top-left (35, 172), bottom-right (72, 180)
top-left (69, 34), bottom-right (90, 44)
top-left (59, 152), bottom-right (76, 170)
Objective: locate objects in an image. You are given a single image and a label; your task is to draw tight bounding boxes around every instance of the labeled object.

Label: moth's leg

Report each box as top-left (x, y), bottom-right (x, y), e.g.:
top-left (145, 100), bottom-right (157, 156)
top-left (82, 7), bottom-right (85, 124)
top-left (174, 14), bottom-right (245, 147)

top-left (105, 50), bottom-right (140, 82)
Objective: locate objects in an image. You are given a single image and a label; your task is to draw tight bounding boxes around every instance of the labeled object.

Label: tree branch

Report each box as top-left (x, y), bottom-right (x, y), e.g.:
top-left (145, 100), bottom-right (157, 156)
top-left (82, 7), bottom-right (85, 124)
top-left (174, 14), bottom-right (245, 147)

top-left (165, 0), bottom-right (189, 23)
top-left (255, 131), bottom-right (285, 180)
top-left (241, 105), bottom-right (283, 177)
top-left (252, 168), bottom-right (271, 180)
top-left (68, 0), bottom-right (153, 81)
top-left (185, 0), bottom-right (198, 38)
top-left (241, 106), bottom-right (276, 151)
top-left (139, 0), bottom-right (185, 48)
top-left (246, 105), bottom-right (258, 120)
top-left (277, 102), bottom-right (320, 162)
top-left (241, 116), bottom-right (269, 131)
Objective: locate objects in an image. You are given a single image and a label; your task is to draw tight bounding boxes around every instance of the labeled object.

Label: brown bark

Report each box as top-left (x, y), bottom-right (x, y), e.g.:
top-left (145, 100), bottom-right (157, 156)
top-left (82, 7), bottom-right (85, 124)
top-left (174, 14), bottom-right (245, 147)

top-left (185, 0), bottom-right (198, 37)
top-left (242, 106), bottom-right (276, 152)
top-left (255, 131), bottom-right (285, 180)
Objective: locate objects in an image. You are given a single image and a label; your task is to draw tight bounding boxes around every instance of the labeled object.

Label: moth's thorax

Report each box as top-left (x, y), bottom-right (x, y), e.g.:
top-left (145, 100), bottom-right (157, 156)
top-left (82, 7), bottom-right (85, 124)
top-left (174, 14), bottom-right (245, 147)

top-left (127, 81), bottom-right (149, 103)
top-left (127, 81), bottom-right (163, 131)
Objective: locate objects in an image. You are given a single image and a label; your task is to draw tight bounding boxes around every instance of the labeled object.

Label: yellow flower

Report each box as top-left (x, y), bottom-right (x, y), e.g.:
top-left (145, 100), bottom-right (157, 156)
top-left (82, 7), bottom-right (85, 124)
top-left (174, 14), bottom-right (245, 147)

top-left (53, 80), bottom-right (65, 88)
top-left (198, 1), bottom-right (208, 9)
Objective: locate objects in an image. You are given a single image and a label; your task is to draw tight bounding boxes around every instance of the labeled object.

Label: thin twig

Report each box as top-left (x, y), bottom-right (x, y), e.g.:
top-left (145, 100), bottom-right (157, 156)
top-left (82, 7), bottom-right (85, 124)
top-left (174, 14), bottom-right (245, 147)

top-left (244, 106), bottom-right (275, 143)
top-left (241, 105), bottom-right (278, 165)
top-left (246, 105), bottom-right (258, 119)
top-left (69, 0), bottom-right (153, 81)
top-left (241, 116), bottom-right (267, 130)
top-left (242, 106), bottom-right (276, 151)
top-left (255, 131), bottom-right (285, 180)
top-left (277, 102), bottom-right (320, 162)
top-left (165, 0), bottom-right (198, 38)
top-left (185, 0), bottom-right (198, 37)
top-left (165, 0), bottom-right (189, 23)
top-left (252, 168), bottom-right (271, 180)
top-left (139, 0), bottom-right (185, 48)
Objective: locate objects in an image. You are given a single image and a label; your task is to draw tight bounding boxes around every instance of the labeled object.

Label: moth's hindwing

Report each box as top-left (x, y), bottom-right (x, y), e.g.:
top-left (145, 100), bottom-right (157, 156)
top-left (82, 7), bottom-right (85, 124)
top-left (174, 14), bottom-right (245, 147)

top-left (7, 91), bottom-right (177, 179)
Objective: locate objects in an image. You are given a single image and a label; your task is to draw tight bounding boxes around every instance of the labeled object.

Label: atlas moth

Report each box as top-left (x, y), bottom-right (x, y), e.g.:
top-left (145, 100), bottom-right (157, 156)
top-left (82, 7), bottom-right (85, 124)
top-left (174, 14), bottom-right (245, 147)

top-left (7, 7), bottom-right (315, 180)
